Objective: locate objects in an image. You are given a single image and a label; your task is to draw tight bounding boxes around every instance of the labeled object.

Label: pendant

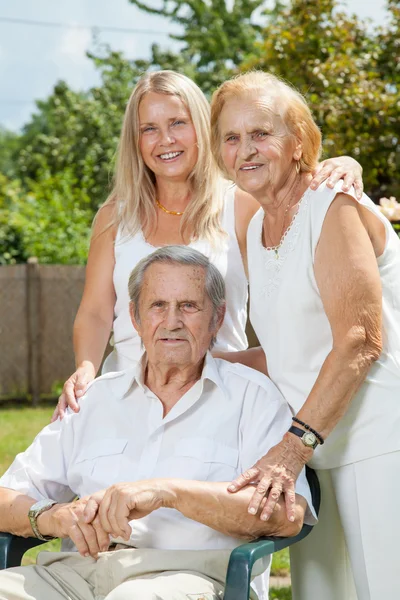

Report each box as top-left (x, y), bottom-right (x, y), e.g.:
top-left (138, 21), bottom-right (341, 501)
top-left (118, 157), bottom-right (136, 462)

top-left (274, 248), bottom-right (279, 259)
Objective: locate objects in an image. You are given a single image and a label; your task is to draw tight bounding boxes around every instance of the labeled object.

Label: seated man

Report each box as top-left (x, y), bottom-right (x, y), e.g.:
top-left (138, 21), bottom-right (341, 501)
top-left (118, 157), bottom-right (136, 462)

top-left (0, 246), bottom-right (316, 600)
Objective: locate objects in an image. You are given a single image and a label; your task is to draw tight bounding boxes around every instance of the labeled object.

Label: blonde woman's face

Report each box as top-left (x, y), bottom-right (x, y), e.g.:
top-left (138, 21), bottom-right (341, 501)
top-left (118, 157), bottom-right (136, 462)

top-left (218, 93), bottom-right (298, 198)
top-left (139, 92), bottom-right (198, 182)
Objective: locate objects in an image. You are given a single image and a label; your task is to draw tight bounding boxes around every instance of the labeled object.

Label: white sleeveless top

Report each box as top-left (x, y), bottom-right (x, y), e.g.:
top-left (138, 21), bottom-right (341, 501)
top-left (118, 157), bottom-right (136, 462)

top-left (248, 182), bottom-right (400, 469)
top-left (103, 185), bottom-right (248, 372)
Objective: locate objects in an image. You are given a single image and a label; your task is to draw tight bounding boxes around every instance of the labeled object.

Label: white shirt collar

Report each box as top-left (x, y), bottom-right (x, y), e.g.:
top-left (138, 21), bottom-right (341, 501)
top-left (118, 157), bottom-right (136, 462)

top-left (129, 351), bottom-right (229, 400)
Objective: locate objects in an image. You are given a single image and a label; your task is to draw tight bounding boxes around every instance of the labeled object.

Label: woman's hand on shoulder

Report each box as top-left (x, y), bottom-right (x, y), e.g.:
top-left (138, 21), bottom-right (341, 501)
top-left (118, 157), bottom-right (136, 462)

top-left (310, 156), bottom-right (363, 199)
top-left (51, 362), bottom-right (96, 422)
top-left (227, 434), bottom-right (311, 522)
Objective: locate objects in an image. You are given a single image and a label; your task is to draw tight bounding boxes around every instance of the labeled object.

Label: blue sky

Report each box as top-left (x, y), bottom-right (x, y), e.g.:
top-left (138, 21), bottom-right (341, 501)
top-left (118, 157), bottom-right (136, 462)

top-left (0, 0), bottom-right (390, 131)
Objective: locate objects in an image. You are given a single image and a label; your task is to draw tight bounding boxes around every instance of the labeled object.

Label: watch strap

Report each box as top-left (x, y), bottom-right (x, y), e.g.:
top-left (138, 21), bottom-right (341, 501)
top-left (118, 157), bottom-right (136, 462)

top-left (28, 500), bottom-right (57, 541)
top-left (288, 425), bottom-right (318, 449)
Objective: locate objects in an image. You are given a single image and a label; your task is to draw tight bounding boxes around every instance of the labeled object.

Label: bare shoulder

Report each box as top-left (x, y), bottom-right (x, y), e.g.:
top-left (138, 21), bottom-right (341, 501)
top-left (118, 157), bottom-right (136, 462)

top-left (92, 202), bottom-right (118, 240)
top-left (324, 192), bottom-right (385, 257)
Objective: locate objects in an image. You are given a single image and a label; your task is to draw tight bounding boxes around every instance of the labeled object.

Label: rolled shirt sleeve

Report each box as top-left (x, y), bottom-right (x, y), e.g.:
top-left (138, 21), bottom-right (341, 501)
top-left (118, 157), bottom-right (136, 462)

top-left (0, 413), bottom-right (77, 503)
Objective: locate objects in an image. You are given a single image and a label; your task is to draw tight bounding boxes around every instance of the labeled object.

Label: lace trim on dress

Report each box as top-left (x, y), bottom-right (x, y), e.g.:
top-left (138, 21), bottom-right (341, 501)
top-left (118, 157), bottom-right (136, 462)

top-left (260, 189), bottom-right (311, 298)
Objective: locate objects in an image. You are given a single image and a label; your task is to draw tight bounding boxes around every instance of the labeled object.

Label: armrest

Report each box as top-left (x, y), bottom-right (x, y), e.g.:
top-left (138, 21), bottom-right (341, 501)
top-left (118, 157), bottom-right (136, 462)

top-left (223, 466), bottom-right (320, 600)
top-left (223, 524), bottom-right (313, 600)
top-left (0, 533), bottom-right (45, 570)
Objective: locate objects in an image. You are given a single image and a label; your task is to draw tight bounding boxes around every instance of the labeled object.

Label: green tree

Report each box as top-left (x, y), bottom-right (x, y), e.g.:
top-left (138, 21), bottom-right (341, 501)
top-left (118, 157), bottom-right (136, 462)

top-left (129, 0), bottom-right (264, 92)
top-left (0, 175), bottom-right (28, 265)
top-left (16, 51), bottom-right (147, 212)
top-left (0, 170), bottom-right (92, 265)
top-left (243, 0), bottom-right (400, 199)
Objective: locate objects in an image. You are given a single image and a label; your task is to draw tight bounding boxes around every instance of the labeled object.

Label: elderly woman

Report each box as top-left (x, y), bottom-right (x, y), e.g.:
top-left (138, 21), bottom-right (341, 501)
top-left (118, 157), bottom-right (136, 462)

top-left (211, 71), bottom-right (400, 599)
top-left (56, 70), bottom-right (361, 419)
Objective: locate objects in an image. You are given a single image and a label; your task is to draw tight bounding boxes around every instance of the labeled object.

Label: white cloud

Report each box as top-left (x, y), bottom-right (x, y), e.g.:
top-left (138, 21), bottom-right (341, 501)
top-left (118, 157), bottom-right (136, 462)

top-left (57, 26), bottom-right (92, 62)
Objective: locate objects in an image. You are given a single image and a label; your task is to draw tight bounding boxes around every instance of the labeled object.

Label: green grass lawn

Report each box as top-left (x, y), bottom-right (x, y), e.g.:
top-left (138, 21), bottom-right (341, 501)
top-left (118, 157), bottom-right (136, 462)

top-left (0, 406), bottom-right (291, 596)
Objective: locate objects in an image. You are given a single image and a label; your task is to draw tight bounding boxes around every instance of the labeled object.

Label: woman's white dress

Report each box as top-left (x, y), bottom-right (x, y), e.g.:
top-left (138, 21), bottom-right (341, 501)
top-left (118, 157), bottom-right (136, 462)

top-left (247, 181), bottom-right (400, 599)
top-left (103, 185), bottom-right (248, 372)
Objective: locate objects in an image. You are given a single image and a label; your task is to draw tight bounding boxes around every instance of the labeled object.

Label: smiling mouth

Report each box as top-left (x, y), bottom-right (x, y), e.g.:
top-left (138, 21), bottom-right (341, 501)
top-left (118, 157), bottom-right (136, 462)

top-left (240, 164), bottom-right (263, 171)
top-left (158, 151), bottom-right (184, 161)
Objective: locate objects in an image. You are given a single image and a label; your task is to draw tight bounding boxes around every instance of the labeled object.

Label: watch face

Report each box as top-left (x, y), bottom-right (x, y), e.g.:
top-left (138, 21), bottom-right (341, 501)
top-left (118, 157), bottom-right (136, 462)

top-left (303, 432), bottom-right (317, 447)
top-left (29, 499), bottom-right (54, 516)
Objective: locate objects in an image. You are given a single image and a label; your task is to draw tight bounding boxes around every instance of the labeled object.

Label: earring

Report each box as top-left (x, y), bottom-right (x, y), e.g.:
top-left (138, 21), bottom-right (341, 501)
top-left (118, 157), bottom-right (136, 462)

top-left (296, 160), bottom-right (301, 174)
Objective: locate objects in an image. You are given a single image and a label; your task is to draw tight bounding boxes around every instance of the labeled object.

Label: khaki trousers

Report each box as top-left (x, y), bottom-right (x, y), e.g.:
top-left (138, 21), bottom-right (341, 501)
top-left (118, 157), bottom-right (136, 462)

top-left (0, 548), bottom-right (234, 600)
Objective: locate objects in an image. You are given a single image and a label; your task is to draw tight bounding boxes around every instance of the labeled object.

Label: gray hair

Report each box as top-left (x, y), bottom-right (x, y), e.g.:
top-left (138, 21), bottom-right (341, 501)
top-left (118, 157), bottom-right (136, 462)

top-left (128, 245), bottom-right (226, 326)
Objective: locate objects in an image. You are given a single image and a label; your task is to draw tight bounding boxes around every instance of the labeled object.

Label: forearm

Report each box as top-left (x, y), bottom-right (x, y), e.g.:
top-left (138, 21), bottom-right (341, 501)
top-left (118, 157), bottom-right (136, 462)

top-left (297, 343), bottom-right (379, 440)
top-left (164, 480), bottom-right (304, 539)
top-left (0, 488), bottom-right (38, 537)
top-left (213, 347), bottom-right (268, 376)
top-left (73, 309), bottom-right (113, 374)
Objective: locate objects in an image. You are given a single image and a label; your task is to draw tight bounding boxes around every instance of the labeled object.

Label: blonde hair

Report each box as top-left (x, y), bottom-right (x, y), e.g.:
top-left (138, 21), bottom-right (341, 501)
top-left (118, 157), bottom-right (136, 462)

top-left (104, 70), bottom-right (225, 244)
top-left (210, 71), bottom-right (322, 176)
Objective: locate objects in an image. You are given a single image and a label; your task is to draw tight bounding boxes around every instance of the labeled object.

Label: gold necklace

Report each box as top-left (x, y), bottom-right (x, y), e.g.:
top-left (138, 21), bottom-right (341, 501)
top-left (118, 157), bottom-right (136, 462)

top-left (263, 178), bottom-right (301, 259)
top-left (156, 199), bottom-right (184, 216)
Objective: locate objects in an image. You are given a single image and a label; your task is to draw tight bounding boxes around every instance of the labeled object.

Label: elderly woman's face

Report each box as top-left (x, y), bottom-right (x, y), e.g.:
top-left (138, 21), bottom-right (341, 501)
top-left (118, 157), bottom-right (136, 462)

top-left (218, 93), bottom-right (298, 198)
top-left (139, 92), bottom-right (198, 182)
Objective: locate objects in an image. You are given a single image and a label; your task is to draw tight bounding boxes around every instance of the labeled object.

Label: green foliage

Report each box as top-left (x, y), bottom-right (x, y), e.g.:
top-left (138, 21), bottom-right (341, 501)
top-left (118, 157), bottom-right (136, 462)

top-left (244, 0), bottom-right (400, 199)
top-left (0, 175), bottom-right (29, 265)
top-left (271, 548), bottom-right (290, 576)
top-left (0, 0), bottom-right (399, 264)
top-left (270, 588), bottom-right (292, 600)
top-left (0, 170), bottom-right (92, 264)
top-left (129, 0), bottom-right (264, 92)
top-left (16, 51), bottom-right (143, 211)
top-left (0, 128), bottom-right (20, 179)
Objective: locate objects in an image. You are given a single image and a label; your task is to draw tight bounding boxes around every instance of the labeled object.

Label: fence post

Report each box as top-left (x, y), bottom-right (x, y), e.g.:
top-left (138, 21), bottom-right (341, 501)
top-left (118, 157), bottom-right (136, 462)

top-left (26, 258), bottom-right (41, 406)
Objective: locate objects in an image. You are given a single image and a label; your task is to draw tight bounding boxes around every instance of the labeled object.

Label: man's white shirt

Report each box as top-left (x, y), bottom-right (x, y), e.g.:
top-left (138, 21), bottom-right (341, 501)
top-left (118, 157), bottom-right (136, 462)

top-left (0, 353), bottom-right (316, 553)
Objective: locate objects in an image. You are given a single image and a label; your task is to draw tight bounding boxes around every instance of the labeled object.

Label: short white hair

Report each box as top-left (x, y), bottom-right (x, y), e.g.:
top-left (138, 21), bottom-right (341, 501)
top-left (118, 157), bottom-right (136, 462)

top-left (128, 245), bottom-right (226, 326)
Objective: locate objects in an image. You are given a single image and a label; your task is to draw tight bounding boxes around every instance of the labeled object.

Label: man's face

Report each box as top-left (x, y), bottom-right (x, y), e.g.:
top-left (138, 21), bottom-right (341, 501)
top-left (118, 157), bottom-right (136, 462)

top-left (130, 262), bottom-right (224, 368)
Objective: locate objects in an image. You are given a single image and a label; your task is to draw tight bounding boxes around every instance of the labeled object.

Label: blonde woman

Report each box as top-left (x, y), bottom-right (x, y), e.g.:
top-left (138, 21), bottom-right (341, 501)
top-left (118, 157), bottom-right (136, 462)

top-left (56, 70), bottom-right (362, 417)
top-left (210, 71), bottom-right (400, 599)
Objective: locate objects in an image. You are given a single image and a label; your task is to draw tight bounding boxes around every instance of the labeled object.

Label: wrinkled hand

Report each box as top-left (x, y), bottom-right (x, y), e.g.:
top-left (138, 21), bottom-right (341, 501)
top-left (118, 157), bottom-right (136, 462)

top-left (310, 156), bottom-right (363, 199)
top-left (51, 363), bottom-right (96, 422)
top-left (83, 480), bottom-right (168, 541)
top-left (228, 435), bottom-right (311, 522)
top-left (37, 497), bottom-right (110, 558)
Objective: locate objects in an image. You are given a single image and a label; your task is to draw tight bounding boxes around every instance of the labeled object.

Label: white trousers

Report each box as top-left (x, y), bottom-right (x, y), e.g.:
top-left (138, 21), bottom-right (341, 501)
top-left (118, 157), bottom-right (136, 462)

top-left (290, 451), bottom-right (400, 600)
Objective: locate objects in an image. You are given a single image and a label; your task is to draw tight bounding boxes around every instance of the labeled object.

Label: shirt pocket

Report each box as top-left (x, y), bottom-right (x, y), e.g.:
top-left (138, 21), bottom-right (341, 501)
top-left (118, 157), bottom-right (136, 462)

top-left (157, 436), bottom-right (239, 481)
top-left (74, 438), bottom-right (130, 487)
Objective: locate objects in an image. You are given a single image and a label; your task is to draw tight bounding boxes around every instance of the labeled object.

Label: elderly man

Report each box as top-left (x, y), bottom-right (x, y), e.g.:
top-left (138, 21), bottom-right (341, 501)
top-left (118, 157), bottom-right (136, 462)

top-left (0, 246), bottom-right (315, 600)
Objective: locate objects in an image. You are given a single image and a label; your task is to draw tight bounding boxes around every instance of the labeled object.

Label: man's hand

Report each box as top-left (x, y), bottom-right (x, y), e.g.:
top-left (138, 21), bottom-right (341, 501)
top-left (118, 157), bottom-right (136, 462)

top-left (83, 480), bottom-right (169, 541)
top-left (37, 498), bottom-right (110, 558)
top-left (228, 433), bottom-right (312, 522)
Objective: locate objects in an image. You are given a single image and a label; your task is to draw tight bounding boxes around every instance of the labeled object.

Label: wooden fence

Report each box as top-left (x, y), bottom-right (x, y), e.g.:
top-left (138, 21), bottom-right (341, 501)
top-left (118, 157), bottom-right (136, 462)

top-left (0, 261), bottom-right (85, 402)
top-left (0, 261), bottom-right (258, 403)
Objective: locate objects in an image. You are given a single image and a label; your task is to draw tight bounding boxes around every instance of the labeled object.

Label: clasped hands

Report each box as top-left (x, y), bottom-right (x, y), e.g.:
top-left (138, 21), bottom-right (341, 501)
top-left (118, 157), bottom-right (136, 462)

top-left (37, 435), bottom-right (310, 558)
top-left (37, 480), bottom-right (169, 559)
